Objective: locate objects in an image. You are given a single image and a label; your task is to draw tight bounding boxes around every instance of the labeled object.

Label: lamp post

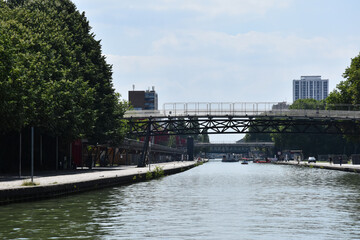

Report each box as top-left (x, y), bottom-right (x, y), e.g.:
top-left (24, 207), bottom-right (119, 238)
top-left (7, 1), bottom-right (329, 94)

top-left (31, 127), bottom-right (34, 182)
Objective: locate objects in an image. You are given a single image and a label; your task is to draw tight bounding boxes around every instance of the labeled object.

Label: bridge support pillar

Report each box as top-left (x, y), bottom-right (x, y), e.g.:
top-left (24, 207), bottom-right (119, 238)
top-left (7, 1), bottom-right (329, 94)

top-left (187, 137), bottom-right (194, 161)
top-left (138, 122), bottom-right (151, 167)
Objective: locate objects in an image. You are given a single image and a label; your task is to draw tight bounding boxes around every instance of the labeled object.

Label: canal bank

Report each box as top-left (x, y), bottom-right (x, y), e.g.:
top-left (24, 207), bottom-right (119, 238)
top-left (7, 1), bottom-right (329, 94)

top-left (0, 161), bottom-right (203, 205)
top-left (276, 160), bottom-right (360, 173)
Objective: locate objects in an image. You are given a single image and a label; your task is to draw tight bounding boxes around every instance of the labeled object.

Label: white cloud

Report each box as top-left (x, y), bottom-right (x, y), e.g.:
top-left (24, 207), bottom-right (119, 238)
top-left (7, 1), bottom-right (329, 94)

top-left (107, 29), bottom-right (359, 105)
top-left (137, 0), bottom-right (291, 16)
top-left (75, 0), bottom-right (291, 17)
top-left (152, 30), bottom-right (358, 61)
top-left (107, 55), bottom-right (175, 73)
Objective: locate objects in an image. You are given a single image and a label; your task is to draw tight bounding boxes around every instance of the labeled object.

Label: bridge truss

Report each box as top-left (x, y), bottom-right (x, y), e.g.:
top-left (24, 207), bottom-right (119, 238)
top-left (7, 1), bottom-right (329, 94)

top-left (126, 115), bottom-right (360, 137)
top-left (124, 102), bottom-right (360, 136)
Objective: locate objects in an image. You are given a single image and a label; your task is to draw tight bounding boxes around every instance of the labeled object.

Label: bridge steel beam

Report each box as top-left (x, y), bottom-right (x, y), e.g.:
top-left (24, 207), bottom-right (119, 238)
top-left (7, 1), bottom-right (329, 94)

top-left (138, 120), bottom-right (151, 167)
top-left (126, 115), bottom-right (360, 137)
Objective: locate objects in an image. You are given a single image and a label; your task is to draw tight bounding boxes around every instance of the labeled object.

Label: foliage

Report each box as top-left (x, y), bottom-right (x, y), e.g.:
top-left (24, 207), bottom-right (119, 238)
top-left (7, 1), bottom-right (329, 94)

top-left (195, 161), bottom-right (204, 166)
top-left (21, 181), bottom-right (39, 186)
top-left (145, 171), bottom-right (153, 180)
top-left (289, 99), bottom-right (326, 110)
top-left (0, 0), bottom-right (128, 144)
top-left (327, 52), bottom-right (360, 105)
top-left (152, 166), bottom-right (164, 178)
top-left (325, 52), bottom-right (360, 142)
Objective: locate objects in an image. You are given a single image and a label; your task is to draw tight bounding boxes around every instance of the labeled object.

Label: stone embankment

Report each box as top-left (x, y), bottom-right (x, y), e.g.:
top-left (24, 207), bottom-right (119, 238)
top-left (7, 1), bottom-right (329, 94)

top-left (0, 161), bottom-right (205, 205)
top-left (276, 160), bottom-right (360, 173)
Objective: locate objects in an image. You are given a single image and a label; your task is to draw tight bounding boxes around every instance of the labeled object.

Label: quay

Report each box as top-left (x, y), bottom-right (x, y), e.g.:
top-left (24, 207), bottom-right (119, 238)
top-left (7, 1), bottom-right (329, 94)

top-left (276, 160), bottom-right (360, 173)
top-left (0, 161), bottom-right (203, 205)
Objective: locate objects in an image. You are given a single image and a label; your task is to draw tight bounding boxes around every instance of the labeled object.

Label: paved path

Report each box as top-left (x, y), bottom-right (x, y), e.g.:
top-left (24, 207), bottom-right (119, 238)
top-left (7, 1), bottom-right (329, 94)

top-left (0, 161), bottom-right (197, 190)
top-left (276, 160), bottom-right (360, 173)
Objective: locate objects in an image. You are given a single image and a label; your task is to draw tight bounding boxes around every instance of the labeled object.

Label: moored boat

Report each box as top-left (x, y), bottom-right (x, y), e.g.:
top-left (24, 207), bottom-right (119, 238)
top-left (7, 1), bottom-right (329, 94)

top-left (253, 158), bottom-right (271, 163)
top-left (222, 153), bottom-right (240, 162)
top-left (241, 158), bottom-right (249, 164)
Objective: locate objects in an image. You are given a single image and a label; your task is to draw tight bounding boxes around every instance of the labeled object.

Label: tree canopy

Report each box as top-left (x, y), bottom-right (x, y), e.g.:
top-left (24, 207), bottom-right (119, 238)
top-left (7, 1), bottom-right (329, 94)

top-left (327, 52), bottom-right (360, 105)
top-left (0, 0), bottom-right (128, 143)
top-left (289, 98), bottom-right (326, 110)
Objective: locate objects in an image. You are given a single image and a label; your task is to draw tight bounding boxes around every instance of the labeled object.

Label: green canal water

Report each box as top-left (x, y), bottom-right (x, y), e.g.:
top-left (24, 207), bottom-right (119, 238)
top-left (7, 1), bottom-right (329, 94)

top-left (1, 160), bottom-right (360, 239)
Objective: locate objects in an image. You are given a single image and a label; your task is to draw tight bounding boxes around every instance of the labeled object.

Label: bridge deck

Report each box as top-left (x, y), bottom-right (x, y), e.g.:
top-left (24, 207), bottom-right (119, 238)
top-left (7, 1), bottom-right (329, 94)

top-left (124, 109), bottom-right (360, 120)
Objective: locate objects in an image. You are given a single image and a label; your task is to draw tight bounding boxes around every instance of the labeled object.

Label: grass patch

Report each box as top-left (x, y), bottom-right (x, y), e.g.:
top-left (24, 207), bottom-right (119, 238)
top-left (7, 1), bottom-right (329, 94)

top-left (152, 166), bottom-right (164, 179)
top-left (146, 171), bottom-right (153, 180)
top-left (195, 161), bottom-right (204, 166)
top-left (21, 181), bottom-right (39, 186)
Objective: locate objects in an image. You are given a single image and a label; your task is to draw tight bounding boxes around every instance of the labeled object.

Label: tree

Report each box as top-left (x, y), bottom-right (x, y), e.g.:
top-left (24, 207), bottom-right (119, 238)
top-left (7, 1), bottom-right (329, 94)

top-left (289, 98), bottom-right (326, 110)
top-left (0, 0), bottom-right (97, 139)
top-left (0, 0), bottom-right (128, 142)
top-left (0, 0), bottom-right (129, 172)
top-left (327, 52), bottom-right (360, 105)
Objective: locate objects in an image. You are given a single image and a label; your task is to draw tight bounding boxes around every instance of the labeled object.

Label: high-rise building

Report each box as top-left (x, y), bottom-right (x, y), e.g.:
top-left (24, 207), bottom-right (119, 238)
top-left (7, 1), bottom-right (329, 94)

top-left (128, 86), bottom-right (158, 110)
top-left (293, 76), bottom-right (328, 102)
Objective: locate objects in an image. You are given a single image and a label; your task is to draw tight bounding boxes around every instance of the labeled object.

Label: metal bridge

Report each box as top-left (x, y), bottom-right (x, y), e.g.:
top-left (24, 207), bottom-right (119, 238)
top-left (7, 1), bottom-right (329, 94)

top-left (195, 142), bottom-right (274, 154)
top-left (124, 102), bottom-right (360, 136)
top-left (122, 102), bottom-right (360, 167)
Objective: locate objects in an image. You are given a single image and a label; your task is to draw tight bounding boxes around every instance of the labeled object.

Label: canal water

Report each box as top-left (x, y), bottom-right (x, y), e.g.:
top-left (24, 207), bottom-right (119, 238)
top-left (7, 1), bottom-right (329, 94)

top-left (1, 160), bottom-right (360, 239)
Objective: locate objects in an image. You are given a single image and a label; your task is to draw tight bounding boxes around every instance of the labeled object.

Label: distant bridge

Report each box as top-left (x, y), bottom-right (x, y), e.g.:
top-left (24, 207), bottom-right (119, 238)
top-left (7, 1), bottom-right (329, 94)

top-left (195, 142), bottom-right (274, 154)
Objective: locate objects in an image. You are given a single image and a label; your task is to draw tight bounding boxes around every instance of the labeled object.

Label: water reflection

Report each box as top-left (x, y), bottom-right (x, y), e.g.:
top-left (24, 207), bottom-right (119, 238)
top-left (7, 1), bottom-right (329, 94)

top-left (0, 193), bottom-right (105, 239)
top-left (1, 161), bottom-right (360, 239)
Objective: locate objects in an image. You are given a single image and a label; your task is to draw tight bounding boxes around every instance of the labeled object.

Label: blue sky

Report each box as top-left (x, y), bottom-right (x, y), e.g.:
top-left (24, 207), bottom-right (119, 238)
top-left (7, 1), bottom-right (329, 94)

top-left (72, 0), bottom-right (360, 142)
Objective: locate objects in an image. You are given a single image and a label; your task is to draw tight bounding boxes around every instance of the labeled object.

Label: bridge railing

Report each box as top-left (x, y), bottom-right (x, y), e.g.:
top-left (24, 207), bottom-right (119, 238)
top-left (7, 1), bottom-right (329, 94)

top-left (163, 102), bottom-right (279, 116)
top-left (124, 102), bottom-right (360, 119)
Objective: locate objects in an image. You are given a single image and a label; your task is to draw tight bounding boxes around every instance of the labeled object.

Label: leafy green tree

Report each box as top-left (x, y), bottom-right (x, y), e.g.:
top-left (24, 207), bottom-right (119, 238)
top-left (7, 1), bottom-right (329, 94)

top-left (327, 52), bottom-right (360, 141)
top-left (1, 0), bottom-right (128, 143)
top-left (0, 7), bottom-right (28, 132)
top-left (0, 1), bottom-right (95, 138)
top-left (327, 52), bottom-right (360, 105)
top-left (0, 0), bottom-right (130, 173)
top-left (289, 98), bottom-right (326, 110)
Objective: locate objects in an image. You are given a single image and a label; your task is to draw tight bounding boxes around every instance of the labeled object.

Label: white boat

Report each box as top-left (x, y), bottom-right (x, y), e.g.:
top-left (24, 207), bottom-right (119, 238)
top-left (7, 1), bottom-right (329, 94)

top-left (222, 153), bottom-right (240, 162)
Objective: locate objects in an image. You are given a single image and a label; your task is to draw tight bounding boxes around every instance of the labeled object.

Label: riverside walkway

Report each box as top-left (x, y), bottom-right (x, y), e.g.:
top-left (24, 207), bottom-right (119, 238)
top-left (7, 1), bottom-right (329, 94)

top-left (0, 161), bottom-right (200, 205)
top-left (276, 160), bottom-right (360, 173)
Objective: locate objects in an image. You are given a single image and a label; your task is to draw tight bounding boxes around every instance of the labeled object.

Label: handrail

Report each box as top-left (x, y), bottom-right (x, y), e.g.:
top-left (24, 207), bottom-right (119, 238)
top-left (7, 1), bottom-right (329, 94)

top-left (124, 108), bottom-right (360, 119)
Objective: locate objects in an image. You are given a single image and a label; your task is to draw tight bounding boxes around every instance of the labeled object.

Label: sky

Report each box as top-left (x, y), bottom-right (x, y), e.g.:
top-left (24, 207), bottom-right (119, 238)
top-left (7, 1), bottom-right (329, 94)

top-left (72, 0), bottom-right (360, 142)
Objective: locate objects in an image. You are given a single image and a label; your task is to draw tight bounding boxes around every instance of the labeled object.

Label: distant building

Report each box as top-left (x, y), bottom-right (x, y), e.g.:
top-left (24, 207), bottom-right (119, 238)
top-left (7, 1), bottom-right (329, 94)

top-left (293, 76), bottom-right (328, 102)
top-left (272, 101), bottom-right (290, 110)
top-left (128, 86), bottom-right (158, 110)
